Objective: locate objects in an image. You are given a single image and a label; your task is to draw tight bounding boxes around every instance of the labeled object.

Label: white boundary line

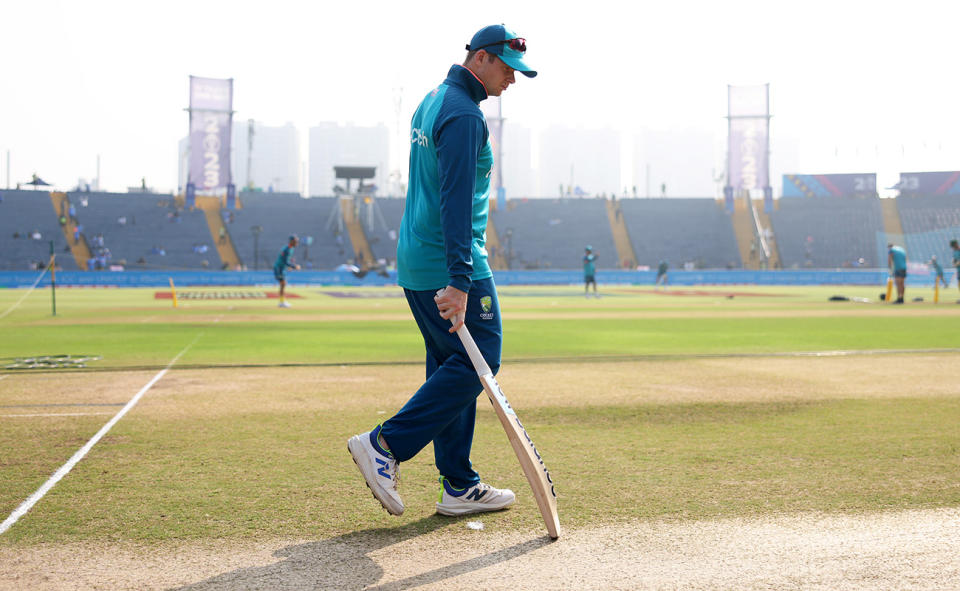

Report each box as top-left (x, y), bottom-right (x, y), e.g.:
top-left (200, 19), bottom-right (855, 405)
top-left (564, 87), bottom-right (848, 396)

top-left (0, 334), bottom-right (201, 536)
top-left (0, 266), bottom-right (50, 321)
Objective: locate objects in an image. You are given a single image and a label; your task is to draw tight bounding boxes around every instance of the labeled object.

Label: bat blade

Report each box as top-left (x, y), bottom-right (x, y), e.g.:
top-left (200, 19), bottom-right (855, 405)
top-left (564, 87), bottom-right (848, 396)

top-left (479, 373), bottom-right (560, 539)
top-left (447, 309), bottom-right (559, 539)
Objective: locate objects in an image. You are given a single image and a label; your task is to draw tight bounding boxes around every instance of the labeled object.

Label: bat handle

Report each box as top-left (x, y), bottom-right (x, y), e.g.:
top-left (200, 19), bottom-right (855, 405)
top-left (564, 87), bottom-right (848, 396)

top-left (451, 316), bottom-right (493, 377)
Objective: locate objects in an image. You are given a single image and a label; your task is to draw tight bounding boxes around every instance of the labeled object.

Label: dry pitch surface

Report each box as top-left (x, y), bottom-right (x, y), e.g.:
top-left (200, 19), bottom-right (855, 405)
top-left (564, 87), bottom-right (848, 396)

top-left (2, 354), bottom-right (959, 589)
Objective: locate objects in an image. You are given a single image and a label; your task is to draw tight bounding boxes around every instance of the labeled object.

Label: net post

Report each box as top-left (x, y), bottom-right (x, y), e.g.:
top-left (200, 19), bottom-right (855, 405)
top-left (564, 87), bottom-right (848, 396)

top-left (49, 241), bottom-right (56, 317)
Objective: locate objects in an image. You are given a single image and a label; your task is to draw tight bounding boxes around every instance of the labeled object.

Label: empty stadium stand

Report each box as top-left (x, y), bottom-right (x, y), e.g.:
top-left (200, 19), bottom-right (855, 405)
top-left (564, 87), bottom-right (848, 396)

top-left (491, 198), bottom-right (618, 269)
top-left (66, 191), bottom-right (217, 270)
top-left (896, 194), bottom-right (960, 264)
top-left (0, 189), bottom-right (78, 270)
top-left (769, 197), bottom-right (883, 268)
top-left (232, 193), bottom-right (351, 270)
top-left (618, 198), bottom-right (741, 269)
top-left (11, 189), bottom-right (950, 274)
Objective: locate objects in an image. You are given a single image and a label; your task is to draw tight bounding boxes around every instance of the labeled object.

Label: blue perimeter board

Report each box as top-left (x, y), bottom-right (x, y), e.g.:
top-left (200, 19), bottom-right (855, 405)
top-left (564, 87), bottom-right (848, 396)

top-left (0, 269), bottom-right (952, 289)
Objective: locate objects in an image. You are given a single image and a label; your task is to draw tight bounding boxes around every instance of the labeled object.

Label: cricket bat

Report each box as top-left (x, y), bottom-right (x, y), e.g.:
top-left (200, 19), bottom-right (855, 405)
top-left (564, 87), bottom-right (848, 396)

top-left (452, 319), bottom-right (560, 539)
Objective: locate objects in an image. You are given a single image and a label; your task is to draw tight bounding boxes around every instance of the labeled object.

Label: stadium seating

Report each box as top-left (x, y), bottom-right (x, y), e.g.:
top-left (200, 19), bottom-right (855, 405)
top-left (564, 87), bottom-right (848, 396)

top-left (66, 191), bottom-right (216, 270)
top-left (769, 197), bottom-right (883, 268)
top-left (491, 198), bottom-right (618, 269)
top-left (0, 189), bottom-right (78, 270)
top-left (618, 198), bottom-right (741, 269)
top-left (11, 189), bottom-right (952, 274)
top-left (231, 193), bottom-right (350, 270)
top-left (896, 194), bottom-right (960, 264)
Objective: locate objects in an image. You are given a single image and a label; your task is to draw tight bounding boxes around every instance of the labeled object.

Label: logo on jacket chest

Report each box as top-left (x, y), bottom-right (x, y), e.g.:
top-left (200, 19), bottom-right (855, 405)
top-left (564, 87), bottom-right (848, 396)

top-left (411, 128), bottom-right (429, 147)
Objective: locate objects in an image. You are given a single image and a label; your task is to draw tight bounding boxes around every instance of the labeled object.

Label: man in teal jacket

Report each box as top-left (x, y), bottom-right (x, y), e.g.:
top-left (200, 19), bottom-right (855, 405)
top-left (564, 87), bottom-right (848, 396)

top-left (888, 243), bottom-right (908, 304)
top-left (349, 25), bottom-right (536, 517)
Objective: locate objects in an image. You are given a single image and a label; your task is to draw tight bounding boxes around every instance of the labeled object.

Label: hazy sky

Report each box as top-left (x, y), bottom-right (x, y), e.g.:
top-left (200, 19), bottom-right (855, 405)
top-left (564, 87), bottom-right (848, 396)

top-left (3, 0), bottom-right (957, 195)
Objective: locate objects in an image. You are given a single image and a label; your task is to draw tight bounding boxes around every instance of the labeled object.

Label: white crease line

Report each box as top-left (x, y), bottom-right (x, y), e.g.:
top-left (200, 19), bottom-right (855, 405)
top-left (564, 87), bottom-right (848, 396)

top-left (0, 375), bottom-right (8, 381)
top-left (1, 412), bottom-right (115, 418)
top-left (0, 333), bottom-right (202, 536)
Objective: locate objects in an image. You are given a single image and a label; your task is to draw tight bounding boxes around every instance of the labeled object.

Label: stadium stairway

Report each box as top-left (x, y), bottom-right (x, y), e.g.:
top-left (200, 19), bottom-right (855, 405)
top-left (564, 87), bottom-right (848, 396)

top-left (752, 200), bottom-right (782, 269)
top-left (605, 199), bottom-right (637, 268)
top-left (50, 192), bottom-right (92, 270)
top-left (340, 195), bottom-right (376, 269)
top-left (730, 197), bottom-right (758, 269)
top-left (194, 195), bottom-right (241, 269)
top-left (881, 198), bottom-right (905, 244)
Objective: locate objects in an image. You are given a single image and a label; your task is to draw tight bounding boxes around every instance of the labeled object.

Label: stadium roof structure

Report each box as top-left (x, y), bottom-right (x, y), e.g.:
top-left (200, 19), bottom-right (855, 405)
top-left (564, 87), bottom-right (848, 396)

top-left (334, 166), bottom-right (376, 194)
top-left (334, 166), bottom-right (376, 180)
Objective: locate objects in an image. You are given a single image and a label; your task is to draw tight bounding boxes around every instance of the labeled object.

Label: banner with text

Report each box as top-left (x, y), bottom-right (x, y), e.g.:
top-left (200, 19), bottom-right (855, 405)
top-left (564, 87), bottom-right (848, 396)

top-left (727, 85), bottom-right (769, 193)
top-left (897, 171), bottom-right (960, 196)
top-left (782, 173), bottom-right (877, 198)
top-left (188, 76), bottom-right (233, 194)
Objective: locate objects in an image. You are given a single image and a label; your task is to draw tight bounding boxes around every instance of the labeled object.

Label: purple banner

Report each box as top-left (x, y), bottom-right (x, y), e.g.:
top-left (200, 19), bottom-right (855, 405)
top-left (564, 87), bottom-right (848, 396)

top-left (727, 85), bottom-right (770, 194)
top-left (188, 76), bottom-right (233, 193)
top-left (729, 117), bottom-right (768, 191)
top-left (782, 173), bottom-right (876, 197)
top-left (898, 171), bottom-right (960, 196)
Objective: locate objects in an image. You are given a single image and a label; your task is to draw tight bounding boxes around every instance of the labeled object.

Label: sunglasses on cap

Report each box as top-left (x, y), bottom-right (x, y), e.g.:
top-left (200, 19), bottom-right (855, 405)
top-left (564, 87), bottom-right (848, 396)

top-left (467, 37), bottom-right (527, 53)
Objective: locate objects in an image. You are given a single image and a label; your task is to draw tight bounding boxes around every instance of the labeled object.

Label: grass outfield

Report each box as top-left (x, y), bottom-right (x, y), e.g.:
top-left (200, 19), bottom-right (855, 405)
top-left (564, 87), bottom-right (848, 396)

top-left (0, 283), bottom-right (959, 545)
top-left (1, 284), bottom-right (959, 367)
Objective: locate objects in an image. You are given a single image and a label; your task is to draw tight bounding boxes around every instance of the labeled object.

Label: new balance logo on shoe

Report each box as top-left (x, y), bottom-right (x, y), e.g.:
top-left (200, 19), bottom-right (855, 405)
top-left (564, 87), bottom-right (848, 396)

top-left (376, 457), bottom-right (391, 479)
top-left (466, 487), bottom-right (488, 501)
top-left (436, 480), bottom-right (514, 516)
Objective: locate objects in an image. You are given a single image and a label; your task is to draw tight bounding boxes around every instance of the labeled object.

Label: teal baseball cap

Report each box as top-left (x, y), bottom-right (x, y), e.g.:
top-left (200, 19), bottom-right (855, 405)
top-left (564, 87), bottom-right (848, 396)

top-left (466, 25), bottom-right (537, 78)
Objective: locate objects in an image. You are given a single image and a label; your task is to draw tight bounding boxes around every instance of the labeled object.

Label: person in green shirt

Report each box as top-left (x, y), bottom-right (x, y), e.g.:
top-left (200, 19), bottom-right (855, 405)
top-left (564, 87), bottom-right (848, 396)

top-left (929, 256), bottom-right (947, 289)
top-left (273, 235), bottom-right (300, 308)
top-left (583, 245), bottom-right (598, 297)
top-left (655, 260), bottom-right (669, 290)
top-left (951, 240), bottom-right (960, 296)
top-left (887, 243), bottom-right (907, 304)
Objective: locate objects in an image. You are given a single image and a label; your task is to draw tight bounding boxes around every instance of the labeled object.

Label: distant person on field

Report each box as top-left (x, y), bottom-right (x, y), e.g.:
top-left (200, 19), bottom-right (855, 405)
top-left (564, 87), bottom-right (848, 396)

top-left (655, 260), bottom-right (669, 290)
top-left (951, 240), bottom-right (960, 295)
top-left (887, 243), bottom-right (907, 304)
top-left (929, 256), bottom-right (947, 288)
top-left (274, 234), bottom-right (300, 308)
top-left (583, 245), bottom-right (598, 297)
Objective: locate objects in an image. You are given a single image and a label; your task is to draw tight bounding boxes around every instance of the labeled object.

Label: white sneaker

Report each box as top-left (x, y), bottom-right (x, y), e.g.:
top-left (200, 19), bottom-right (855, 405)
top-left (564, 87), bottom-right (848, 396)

top-left (347, 429), bottom-right (403, 515)
top-left (436, 477), bottom-right (515, 516)
top-left (278, 301), bottom-right (291, 308)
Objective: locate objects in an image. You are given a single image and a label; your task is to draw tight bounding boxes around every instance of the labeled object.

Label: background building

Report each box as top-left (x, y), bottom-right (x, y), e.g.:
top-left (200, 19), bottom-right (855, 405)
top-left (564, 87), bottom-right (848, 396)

top-left (631, 128), bottom-right (716, 198)
top-left (538, 126), bottom-right (621, 197)
top-left (309, 122), bottom-right (389, 196)
top-left (499, 123), bottom-right (536, 198)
